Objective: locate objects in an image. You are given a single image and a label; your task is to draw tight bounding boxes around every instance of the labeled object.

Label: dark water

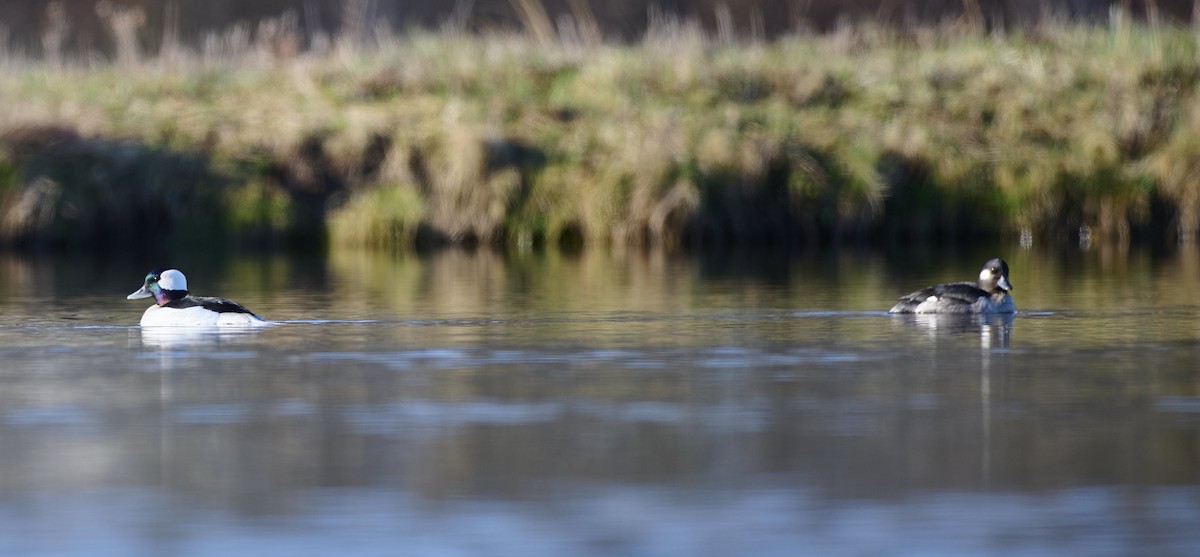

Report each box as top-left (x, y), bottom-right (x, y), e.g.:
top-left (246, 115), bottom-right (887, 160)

top-left (2, 247), bottom-right (1200, 556)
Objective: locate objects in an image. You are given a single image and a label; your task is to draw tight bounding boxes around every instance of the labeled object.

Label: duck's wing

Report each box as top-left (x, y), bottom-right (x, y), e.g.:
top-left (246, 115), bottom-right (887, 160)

top-left (165, 295), bottom-right (258, 315)
top-left (897, 281), bottom-right (987, 303)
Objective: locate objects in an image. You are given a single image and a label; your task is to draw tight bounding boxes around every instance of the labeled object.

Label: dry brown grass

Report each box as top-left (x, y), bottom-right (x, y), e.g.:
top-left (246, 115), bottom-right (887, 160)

top-left (1, 4), bottom-right (1199, 250)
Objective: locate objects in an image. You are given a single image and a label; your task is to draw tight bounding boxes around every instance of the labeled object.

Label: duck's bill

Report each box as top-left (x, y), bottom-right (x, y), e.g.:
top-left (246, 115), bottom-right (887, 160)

top-left (998, 275), bottom-right (1013, 292)
top-left (127, 286), bottom-right (152, 300)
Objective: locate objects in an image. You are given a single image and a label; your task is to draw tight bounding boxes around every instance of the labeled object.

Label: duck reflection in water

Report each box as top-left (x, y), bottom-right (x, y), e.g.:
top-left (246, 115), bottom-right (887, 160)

top-left (894, 312), bottom-right (1015, 348)
top-left (136, 326), bottom-right (266, 350)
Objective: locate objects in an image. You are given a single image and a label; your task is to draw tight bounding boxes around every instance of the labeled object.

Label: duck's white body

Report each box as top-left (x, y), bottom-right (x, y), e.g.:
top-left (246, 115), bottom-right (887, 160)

top-left (139, 304), bottom-right (271, 327)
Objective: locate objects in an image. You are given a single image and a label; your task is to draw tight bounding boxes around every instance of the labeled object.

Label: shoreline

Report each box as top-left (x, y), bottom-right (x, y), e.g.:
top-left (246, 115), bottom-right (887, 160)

top-left (1, 20), bottom-right (1196, 250)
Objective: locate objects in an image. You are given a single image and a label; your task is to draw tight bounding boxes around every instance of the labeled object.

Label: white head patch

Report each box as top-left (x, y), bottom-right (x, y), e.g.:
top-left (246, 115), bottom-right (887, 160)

top-left (979, 269), bottom-right (991, 281)
top-left (159, 269), bottom-right (188, 291)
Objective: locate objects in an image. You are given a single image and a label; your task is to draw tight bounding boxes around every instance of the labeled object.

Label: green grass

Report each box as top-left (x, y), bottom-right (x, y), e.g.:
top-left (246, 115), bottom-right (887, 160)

top-left (2, 15), bottom-right (1199, 250)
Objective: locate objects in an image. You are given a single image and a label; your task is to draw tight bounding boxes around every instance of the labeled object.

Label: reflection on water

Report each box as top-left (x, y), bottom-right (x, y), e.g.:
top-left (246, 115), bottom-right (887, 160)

top-left (897, 312), bottom-right (1015, 349)
top-left (1, 246), bottom-right (1200, 555)
top-left (138, 325), bottom-right (269, 349)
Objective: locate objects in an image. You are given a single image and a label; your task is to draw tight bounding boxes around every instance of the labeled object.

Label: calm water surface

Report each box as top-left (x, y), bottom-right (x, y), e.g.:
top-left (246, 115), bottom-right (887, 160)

top-left (2, 247), bottom-right (1200, 556)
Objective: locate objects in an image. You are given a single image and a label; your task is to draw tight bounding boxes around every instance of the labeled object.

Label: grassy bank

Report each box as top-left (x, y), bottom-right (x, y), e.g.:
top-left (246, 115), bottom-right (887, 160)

top-left (1, 14), bottom-right (1199, 250)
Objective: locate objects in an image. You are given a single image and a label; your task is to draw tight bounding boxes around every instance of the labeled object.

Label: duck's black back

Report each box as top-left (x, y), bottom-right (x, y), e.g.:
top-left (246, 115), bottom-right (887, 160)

top-left (896, 281), bottom-right (988, 304)
top-left (164, 295), bottom-right (258, 316)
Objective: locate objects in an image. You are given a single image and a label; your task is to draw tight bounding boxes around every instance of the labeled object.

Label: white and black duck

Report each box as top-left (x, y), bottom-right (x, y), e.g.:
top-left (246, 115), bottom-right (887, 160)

top-left (127, 268), bottom-right (270, 326)
top-left (889, 258), bottom-right (1016, 314)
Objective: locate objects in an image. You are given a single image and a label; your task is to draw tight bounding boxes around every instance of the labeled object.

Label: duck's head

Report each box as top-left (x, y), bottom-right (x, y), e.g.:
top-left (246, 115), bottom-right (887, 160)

top-left (127, 268), bottom-right (189, 306)
top-left (978, 258), bottom-right (1013, 294)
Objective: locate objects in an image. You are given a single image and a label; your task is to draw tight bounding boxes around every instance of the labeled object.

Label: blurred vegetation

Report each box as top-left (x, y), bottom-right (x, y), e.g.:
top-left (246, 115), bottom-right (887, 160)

top-left (2, 3), bottom-right (1200, 250)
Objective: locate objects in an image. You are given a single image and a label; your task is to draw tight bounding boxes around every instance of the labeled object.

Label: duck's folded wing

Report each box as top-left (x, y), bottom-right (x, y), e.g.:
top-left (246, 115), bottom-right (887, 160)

top-left (165, 295), bottom-right (257, 315)
top-left (898, 281), bottom-right (986, 303)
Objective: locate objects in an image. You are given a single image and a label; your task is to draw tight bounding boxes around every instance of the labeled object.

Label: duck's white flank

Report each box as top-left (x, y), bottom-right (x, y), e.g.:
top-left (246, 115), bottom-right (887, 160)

top-left (139, 305), bottom-right (271, 327)
top-left (914, 296), bottom-right (942, 314)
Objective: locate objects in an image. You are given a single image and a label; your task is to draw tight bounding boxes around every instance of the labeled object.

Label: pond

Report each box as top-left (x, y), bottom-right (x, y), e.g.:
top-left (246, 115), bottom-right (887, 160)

top-left (1, 246), bottom-right (1199, 556)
